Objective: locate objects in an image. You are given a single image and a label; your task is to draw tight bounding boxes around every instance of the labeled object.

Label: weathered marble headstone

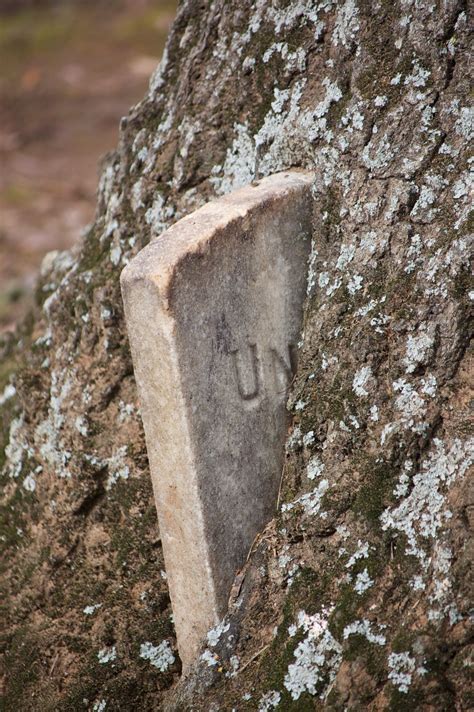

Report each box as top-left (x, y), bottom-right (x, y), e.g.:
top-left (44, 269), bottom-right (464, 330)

top-left (121, 170), bottom-right (314, 667)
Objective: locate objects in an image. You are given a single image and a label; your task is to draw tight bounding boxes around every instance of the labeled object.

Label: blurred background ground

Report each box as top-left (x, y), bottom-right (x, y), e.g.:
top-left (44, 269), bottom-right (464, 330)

top-left (0, 0), bottom-right (177, 333)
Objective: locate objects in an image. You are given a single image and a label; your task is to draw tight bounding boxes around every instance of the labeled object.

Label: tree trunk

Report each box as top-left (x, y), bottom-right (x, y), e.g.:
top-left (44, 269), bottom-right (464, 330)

top-left (1, 1), bottom-right (472, 709)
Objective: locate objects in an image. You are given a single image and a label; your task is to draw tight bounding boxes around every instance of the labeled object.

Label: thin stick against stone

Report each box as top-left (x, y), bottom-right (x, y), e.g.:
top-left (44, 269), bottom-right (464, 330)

top-left (238, 644), bottom-right (270, 674)
top-left (276, 463), bottom-right (285, 512)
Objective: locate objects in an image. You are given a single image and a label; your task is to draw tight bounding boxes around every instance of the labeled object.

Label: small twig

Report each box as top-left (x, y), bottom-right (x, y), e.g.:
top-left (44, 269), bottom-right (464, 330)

top-left (276, 463), bottom-right (285, 512)
top-left (49, 652), bottom-right (59, 676)
top-left (239, 644), bottom-right (270, 674)
top-left (245, 531), bottom-right (261, 564)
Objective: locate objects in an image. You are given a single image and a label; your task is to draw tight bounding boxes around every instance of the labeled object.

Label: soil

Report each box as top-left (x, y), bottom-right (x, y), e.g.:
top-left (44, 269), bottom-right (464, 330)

top-left (0, 0), bottom-right (176, 332)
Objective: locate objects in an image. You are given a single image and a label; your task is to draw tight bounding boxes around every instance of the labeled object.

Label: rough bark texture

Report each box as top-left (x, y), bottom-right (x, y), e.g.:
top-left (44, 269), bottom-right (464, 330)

top-left (1, 1), bottom-right (472, 710)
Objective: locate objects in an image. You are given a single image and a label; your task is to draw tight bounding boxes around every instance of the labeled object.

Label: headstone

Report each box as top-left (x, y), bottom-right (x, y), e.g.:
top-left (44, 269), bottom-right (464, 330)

top-left (121, 171), bottom-right (314, 667)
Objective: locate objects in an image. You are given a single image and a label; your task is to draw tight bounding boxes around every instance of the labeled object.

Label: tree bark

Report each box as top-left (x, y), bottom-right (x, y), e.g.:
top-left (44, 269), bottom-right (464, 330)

top-left (1, 1), bottom-right (472, 709)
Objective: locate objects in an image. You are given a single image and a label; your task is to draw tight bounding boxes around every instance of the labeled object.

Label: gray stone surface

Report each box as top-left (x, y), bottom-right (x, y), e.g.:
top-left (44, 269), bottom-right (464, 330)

top-left (121, 170), bottom-right (313, 667)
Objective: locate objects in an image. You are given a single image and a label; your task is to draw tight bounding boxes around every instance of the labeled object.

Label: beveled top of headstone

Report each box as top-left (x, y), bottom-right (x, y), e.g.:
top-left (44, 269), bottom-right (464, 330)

top-left (121, 170), bottom-right (314, 668)
top-left (122, 170), bottom-right (314, 301)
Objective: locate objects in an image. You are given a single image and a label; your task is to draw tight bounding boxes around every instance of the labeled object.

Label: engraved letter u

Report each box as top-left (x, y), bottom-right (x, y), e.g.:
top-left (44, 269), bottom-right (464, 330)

top-left (231, 343), bottom-right (261, 401)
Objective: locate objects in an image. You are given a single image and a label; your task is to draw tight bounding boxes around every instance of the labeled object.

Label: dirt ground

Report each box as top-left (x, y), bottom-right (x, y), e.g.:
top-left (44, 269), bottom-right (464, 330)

top-left (0, 1), bottom-right (176, 332)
